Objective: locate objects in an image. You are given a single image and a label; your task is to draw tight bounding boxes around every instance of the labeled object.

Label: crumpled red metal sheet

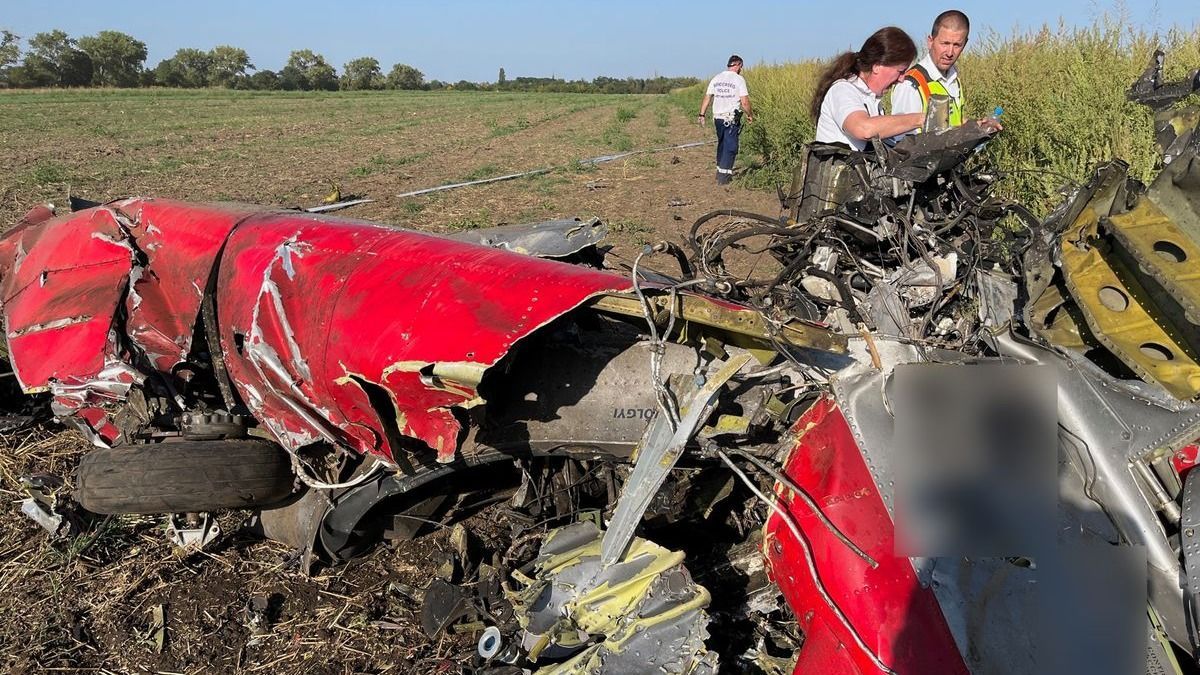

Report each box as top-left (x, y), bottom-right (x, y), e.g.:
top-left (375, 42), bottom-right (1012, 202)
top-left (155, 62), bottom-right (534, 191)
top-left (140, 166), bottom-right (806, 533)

top-left (1, 198), bottom-right (634, 463)
top-left (0, 199), bottom-right (255, 390)
top-left (215, 213), bottom-right (632, 463)
top-left (0, 199), bottom-right (258, 443)
top-left (766, 396), bottom-right (967, 675)
top-left (0, 206), bottom-right (133, 392)
top-left (115, 199), bottom-right (259, 372)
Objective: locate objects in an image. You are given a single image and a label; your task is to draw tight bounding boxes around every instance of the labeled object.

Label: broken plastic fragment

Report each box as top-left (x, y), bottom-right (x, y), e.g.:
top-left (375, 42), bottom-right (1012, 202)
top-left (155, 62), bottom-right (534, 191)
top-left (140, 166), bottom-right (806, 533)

top-left (510, 521), bottom-right (718, 675)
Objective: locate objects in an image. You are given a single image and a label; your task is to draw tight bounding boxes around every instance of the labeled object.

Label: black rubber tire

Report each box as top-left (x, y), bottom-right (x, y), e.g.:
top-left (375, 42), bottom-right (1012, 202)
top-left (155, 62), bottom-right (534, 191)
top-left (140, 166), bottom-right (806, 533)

top-left (76, 439), bottom-right (297, 514)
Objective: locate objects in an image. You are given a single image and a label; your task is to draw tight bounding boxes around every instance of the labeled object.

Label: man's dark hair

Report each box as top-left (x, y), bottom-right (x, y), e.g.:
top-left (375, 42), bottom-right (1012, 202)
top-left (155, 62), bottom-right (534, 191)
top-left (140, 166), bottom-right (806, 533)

top-left (727, 55), bottom-right (743, 67)
top-left (932, 10), bottom-right (970, 38)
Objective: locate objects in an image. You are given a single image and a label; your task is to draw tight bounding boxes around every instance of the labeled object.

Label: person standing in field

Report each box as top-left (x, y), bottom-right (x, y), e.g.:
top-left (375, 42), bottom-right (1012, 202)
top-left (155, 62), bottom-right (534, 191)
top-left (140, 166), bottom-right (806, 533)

top-left (811, 27), bottom-right (925, 151)
top-left (891, 10), bottom-right (970, 128)
top-left (698, 55), bottom-right (753, 185)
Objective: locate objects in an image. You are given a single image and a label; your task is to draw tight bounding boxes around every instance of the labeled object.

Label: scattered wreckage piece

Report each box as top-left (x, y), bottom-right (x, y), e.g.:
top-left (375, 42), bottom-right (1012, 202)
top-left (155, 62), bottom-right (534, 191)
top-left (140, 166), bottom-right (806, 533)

top-left (508, 521), bottom-right (718, 675)
top-left (446, 218), bottom-right (609, 259)
top-left (691, 122), bottom-right (1032, 347)
top-left (210, 207), bottom-right (632, 464)
top-left (1026, 136), bottom-right (1200, 399)
top-left (599, 352), bottom-right (753, 566)
top-left (304, 197), bottom-right (374, 214)
top-left (18, 474), bottom-right (80, 537)
top-left (1127, 48), bottom-right (1200, 115)
top-left (393, 141), bottom-right (714, 200)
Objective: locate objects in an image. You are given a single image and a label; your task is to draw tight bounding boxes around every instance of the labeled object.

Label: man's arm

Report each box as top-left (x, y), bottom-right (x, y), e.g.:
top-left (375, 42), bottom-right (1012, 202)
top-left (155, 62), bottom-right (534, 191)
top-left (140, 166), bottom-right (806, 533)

top-left (739, 95), bottom-right (753, 123)
top-left (890, 80), bottom-right (923, 116)
top-left (698, 93), bottom-right (712, 124)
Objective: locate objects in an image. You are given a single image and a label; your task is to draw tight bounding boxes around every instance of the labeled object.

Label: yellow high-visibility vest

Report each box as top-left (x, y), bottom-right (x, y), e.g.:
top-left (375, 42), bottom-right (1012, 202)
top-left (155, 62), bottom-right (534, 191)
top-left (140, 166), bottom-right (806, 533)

top-left (904, 64), bottom-right (963, 127)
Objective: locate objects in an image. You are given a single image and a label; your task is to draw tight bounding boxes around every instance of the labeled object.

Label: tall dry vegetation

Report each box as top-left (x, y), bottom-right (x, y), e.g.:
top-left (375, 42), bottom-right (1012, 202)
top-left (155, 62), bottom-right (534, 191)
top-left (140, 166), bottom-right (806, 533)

top-left (674, 16), bottom-right (1200, 213)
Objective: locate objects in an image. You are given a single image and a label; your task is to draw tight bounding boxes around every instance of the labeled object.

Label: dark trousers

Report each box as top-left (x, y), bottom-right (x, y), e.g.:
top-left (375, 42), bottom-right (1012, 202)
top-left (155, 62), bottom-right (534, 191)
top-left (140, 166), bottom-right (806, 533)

top-left (715, 118), bottom-right (741, 173)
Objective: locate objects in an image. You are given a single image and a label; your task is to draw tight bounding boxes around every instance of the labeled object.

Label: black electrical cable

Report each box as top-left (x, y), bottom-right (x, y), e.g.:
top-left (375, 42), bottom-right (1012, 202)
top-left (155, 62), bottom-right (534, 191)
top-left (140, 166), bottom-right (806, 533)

top-left (687, 209), bottom-right (787, 258)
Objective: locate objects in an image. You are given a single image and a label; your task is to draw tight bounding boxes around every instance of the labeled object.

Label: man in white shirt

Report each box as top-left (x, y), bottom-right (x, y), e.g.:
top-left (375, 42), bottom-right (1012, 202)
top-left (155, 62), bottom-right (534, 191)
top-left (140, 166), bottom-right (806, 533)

top-left (698, 55), bottom-right (753, 185)
top-left (891, 10), bottom-right (969, 129)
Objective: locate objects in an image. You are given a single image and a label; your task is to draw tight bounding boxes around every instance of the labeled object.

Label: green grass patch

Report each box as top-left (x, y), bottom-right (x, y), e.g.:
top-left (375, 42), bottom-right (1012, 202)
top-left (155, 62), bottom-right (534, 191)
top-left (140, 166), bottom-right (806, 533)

top-left (654, 106), bottom-right (670, 128)
top-left (445, 210), bottom-right (493, 230)
top-left (609, 218), bottom-right (654, 244)
top-left (566, 158), bottom-right (599, 173)
top-left (615, 107), bottom-right (638, 123)
top-left (516, 203), bottom-right (557, 221)
top-left (87, 123), bottom-right (122, 139)
top-left (530, 173), bottom-right (570, 195)
top-left (601, 122), bottom-right (634, 151)
top-left (350, 152), bottom-right (427, 177)
top-left (489, 116), bottom-right (532, 137)
top-left (401, 200), bottom-right (425, 214)
top-left (154, 157), bottom-right (186, 172)
top-left (462, 163), bottom-right (503, 181)
top-left (29, 163), bottom-right (69, 185)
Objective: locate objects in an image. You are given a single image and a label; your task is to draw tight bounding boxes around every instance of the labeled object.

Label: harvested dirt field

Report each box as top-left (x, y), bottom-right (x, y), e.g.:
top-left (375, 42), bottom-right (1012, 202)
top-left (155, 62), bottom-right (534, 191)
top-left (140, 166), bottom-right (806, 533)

top-left (0, 89), bottom-right (779, 255)
top-left (0, 89), bottom-right (780, 673)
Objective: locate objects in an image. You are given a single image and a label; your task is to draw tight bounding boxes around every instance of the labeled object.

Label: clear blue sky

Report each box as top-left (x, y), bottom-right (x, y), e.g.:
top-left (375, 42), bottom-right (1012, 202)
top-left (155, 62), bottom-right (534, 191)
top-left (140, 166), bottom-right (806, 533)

top-left (3, 1), bottom-right (1197, 82)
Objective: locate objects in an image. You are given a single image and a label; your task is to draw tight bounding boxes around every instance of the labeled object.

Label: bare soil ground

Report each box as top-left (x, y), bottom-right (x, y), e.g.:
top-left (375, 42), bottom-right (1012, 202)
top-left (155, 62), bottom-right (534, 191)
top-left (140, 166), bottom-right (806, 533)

top-left (0, 89), bottom-right (780, 254)
top-left (0, 89), bottom-right (779, 674)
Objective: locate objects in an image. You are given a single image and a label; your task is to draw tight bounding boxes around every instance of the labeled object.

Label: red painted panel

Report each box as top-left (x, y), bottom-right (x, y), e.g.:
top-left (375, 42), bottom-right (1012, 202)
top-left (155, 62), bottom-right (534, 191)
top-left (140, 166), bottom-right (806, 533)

top-left (116, 199), bottom-right (258, 371)
top-left (793, 613), bottom-right (866, 675)
top-left (0, 207), bottom-right (132, 391)
top-left (767, 396), bottom-right (967, 675)
top-left (1173, 443), bottom-right (1200, 479)
top-left (0, 199), bottom-right (253, 390)
top-left (215, 213), bottom-right (632, 462)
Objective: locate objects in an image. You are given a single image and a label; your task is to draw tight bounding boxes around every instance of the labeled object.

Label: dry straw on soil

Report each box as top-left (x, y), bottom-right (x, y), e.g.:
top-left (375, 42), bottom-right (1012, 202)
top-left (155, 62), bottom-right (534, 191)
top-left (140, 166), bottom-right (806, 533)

top-left (672, 15), bottom-right (1200, 214)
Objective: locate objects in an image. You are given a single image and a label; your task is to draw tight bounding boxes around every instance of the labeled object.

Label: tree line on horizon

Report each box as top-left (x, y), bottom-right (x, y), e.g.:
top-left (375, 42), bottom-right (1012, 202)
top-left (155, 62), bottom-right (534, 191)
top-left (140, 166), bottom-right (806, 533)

top-left (0, 29), bottom-right (699, 93)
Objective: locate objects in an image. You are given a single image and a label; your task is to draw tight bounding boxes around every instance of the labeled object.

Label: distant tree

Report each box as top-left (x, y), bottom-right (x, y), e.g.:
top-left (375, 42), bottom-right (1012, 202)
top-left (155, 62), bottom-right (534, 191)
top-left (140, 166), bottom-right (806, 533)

top-left (21, 30), bottom-right (93, 86)
top-left (283, 49), bottom-right (337, 91)
top-left (246, 69), bottom-right (280, 90)
top-left (452, 79), bottom-right (478, 91)
top-left (340, 56), bottom-right (384, 90)
top-left (494, 73), bottom-right (699, 94)
top-left (1, 30), bottom-right (19, 72)
top-left (77, 30), bottom-right (146, 87)
top-left (152, 57), bottom-right (183, 87)
top-left (426, 79), bottom-right (446, 90)
top-left (386, 63), bottom-right (423, 90)
top-left (278, 64), bottom-right (303, 90)
top-left (497, 67), bottom-right (505, 86)
top-left (208, 45), bottom-right (253, 88)
top-left (153, 48), bottom-right (211, 87)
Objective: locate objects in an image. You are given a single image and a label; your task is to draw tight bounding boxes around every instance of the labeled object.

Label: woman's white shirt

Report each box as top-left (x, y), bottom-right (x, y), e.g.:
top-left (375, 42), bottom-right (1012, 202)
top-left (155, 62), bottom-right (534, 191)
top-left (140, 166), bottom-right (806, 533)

top-left (814, 76), bottom-right (882, 151)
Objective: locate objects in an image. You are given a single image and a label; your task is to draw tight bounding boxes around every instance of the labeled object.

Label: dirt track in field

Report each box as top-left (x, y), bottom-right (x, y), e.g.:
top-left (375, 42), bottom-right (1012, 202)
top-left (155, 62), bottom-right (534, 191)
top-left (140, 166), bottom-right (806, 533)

top-left (0, 89), bottom-right (780, 673)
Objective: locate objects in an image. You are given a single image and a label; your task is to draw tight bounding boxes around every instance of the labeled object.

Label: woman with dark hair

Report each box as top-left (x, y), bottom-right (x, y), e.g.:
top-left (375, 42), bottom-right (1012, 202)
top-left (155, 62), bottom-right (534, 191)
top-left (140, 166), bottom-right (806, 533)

top-left (811, 26), bottom-right (925, 151)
